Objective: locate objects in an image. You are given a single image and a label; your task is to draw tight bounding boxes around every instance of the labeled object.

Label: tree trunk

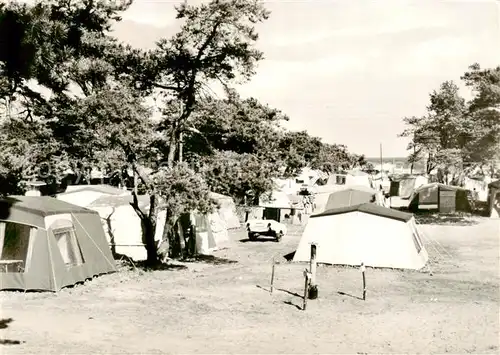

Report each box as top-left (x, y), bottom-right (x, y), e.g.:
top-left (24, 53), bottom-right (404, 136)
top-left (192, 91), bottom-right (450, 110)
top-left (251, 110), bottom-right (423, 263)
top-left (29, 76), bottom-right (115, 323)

top-left (161, 211), bottom-right (183, 259)
top-left (145, 194), bottom-right (159, 265)
top-left (86, 167), bottom-right (92, 184)
top-left (167, 133), bottom-right (178, 168)
top-left (131, 193), bottom-right (158, 266)
top-left (179, 213), bottom-right (195, 258)
top-left (128, 162), bottom-right (159, 266)
top-left (105, 208), bottom-right (117, 257)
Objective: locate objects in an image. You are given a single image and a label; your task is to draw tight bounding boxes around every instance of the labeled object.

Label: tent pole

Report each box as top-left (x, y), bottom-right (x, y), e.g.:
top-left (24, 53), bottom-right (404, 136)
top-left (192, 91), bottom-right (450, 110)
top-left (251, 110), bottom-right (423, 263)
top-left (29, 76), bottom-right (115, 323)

top-left (46, 230), bottom-right (58, 292)
top-left (308, 243), bottom-right (318, 299)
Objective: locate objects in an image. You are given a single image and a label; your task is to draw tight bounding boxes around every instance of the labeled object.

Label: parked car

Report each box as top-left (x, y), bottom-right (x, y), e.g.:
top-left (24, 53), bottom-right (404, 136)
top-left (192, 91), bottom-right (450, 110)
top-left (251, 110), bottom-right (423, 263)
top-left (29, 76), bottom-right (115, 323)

top-left (246, 219), bottom-right (287, 242)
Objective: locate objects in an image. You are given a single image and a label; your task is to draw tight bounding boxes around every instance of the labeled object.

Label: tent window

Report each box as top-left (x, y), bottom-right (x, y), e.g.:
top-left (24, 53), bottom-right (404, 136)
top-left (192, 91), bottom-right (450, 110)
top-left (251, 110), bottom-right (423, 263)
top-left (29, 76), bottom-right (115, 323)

top-left (0, 222), bottom-right (33, 273)
top-left (53, 223), bottom-right (85, 267)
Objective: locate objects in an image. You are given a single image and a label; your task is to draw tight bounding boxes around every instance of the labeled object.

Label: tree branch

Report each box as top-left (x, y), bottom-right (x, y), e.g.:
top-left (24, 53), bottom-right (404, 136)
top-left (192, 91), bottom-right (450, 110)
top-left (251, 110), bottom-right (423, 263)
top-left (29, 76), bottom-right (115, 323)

top-left (130, 190), bottom-right (147, 219)
top-left (152, 82), bottom-right (181, 91)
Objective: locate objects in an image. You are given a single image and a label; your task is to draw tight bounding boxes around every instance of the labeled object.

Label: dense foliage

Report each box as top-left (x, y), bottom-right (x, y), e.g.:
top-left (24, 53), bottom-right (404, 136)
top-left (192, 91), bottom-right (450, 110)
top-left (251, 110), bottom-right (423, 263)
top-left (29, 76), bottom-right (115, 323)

top-left (0, 0), bottom-right (363, 263)
top-left (400, 64), bottom-right (500, 183)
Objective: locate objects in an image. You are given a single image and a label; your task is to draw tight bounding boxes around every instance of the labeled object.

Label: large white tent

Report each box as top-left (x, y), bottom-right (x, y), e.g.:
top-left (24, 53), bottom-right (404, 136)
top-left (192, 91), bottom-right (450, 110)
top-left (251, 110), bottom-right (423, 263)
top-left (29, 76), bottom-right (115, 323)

top-left (57, 185), bottom-right (130, 207)
top-left (326, 170), bottom-right (373, 189)
top-left (293, 203), bottom-right (428, 270)
top-left (88, 194), bottom-right (167, 261)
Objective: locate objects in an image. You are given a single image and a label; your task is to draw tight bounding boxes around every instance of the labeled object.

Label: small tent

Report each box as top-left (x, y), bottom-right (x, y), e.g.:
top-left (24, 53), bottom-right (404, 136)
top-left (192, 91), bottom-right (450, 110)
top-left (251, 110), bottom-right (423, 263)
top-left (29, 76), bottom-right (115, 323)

top-left (57, 184), bottom-right (130, 208)
top-left (487, 180), bottom-right (500, 218)
top-left (463, 177), bottom-right (489, 202)
top-left (389, 175), bottom-right (428, 199)
top-left (293, 203), bottom-right (428, 270)
top-left (259, 190), bottom-right (292, 209)
top-left (61, 190), bottom-right (233, 259)
top-left (408, 183), bottom-right (471, 213)
top-left (0, 196), bottom-right (116, 291)
top-left (209, 192), bottom-right (240, 229)
top-left (324, 186), bottom-right (385, 211)
top-left (327, 171), bottom-right (373, 189)
top-left (312, 184), bottom-right (345, 214)
top-left (192, 211), bottom-right (229, 255)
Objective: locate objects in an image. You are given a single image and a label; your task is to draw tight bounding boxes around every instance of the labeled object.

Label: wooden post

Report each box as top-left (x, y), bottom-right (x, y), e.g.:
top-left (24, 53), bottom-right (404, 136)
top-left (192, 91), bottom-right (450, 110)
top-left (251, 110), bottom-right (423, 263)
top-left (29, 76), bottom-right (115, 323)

top-left (361, 262), bottom-right (367, 301)
top-left (308, 243), bottom-right (318, 299)
top-left (302, 269), bottom-right (310, 311)
top-left (270, 258), bottom-right (275, 294)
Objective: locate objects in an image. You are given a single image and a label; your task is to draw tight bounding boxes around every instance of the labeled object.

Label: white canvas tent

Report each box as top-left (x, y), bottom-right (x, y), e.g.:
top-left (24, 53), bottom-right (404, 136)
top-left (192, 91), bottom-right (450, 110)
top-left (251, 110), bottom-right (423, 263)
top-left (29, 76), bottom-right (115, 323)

top-left (259, 190), bottom-right (293, 208)
top-left (89, 195), bottom-right (166, 261)
top-left (258, 190), bottom-right (304, 224)
top-left (192, 211), bottom-right (229, 255)
top-left (57, 185), bottom-right (129, 208)
top-left (389, 175), bottom-right (429, 199)
top-left (58, 189), bottom-right (231, 259)
top-left (293, 203), bottom-right (428, 270)
top-left (209, 192), bottom-right (240, 229)
top-left (313, 185), bottom-right (386, 214)
top-left (89, 195), bottom-right (229, 259)
top-left (463, 177), bottom-right (489, 202)
top-left (327, 171), bottom-right (373, 189)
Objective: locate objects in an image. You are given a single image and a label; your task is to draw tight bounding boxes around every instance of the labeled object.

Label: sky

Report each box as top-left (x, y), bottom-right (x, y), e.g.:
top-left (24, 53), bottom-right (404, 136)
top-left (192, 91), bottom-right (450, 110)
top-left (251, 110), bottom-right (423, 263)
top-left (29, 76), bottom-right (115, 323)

top-left (110, 0), bottom-right (500, 157)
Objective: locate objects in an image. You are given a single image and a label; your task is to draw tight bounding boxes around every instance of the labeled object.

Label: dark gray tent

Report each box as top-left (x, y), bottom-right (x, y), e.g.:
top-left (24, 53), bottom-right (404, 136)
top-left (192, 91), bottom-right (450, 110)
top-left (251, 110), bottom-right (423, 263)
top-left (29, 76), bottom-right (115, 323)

top-left (0, 196), bottom-right (116, 291)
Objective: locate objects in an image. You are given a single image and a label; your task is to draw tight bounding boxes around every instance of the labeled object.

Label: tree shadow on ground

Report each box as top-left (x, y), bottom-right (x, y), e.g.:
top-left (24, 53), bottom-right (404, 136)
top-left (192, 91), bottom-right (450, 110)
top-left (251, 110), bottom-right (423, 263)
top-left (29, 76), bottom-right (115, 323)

top-left (239, 238), bottom-right (279, 243)
top-left (116, 258), bottom-right (188, 272)
top-left (255, 285), bottom-right (303, 299)
top-left (414, 213), bottom-right (481, 226)
top-left (0, 318), bottom-right (24, 345)
top-left (182, 254), bottom-right (238, 265)
top-left (283, 300), bottom-right (302, 310)
top-left (256, 284), bottom-right (270, 293)
top-left (337, 291), bottom-right (363, 301)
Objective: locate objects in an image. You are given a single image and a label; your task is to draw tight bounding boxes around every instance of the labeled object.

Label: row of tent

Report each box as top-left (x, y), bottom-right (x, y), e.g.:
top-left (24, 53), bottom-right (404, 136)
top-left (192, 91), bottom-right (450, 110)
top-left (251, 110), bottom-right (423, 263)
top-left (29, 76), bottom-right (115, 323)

top-left (392, 178), bottom-right (496, 215)
top-left (293, 178), bottom-right (500, 269)
top-left (290, 184), bottom-right (428, 270)
top-left (0, 186), bottom-right (242, 292)
top-left (2, 179), bottom-right (498, 292)
top-left (55, 185), bottom-right (241, 260)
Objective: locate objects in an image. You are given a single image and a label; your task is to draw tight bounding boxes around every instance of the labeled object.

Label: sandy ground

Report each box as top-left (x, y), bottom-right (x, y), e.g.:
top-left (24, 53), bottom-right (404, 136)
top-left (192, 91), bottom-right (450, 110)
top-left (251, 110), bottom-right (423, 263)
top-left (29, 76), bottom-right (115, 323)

top-left (1, 215), bottom-right (499, 354)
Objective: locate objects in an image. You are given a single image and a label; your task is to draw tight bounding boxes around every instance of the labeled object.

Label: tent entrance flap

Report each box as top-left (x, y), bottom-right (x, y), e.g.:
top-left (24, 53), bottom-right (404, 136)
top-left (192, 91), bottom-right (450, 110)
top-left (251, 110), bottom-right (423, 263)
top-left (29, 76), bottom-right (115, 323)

top-left (71, 213), bottom-right (116, 270)
top-left (1, 196), bottom-right (117, 292)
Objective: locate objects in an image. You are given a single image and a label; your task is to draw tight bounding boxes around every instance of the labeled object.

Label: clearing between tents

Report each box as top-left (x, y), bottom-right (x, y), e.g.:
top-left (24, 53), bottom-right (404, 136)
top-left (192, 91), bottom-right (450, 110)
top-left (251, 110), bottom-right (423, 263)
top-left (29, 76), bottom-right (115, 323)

top-left (0, 216), bottom-right (498, 354)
